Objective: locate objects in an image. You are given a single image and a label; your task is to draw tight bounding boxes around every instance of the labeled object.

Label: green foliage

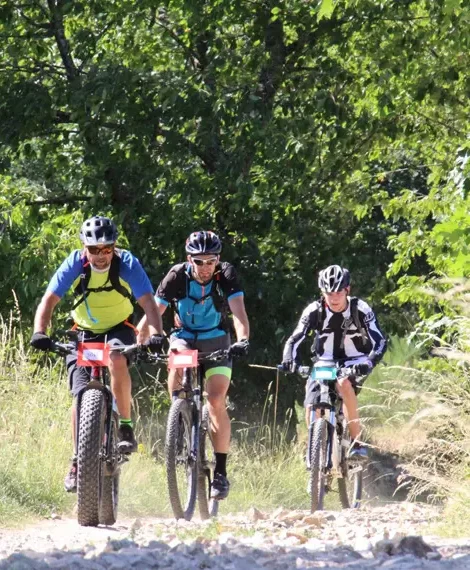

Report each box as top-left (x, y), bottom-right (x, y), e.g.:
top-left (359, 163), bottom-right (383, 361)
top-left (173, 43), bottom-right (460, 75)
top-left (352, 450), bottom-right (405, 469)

top-left (2, 0), bottom-right (470, 404)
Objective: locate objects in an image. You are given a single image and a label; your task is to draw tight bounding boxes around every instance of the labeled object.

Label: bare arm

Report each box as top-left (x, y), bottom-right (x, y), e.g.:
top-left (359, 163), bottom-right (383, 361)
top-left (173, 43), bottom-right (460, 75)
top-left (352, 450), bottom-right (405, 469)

top-left (33, 291), bottom-right (61, 333)
top-left (228, 295), bottom-right (250, 341)
top-left (136, 298), bottom-right (167, 343)
top-left (136, 293), bottom-right (165, 340)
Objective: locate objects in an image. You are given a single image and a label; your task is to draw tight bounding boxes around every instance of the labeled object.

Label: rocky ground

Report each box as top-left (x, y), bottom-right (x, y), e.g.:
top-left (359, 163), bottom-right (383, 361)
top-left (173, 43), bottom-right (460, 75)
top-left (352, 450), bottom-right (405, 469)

top-left (1, 503), bottom-right (470, 569)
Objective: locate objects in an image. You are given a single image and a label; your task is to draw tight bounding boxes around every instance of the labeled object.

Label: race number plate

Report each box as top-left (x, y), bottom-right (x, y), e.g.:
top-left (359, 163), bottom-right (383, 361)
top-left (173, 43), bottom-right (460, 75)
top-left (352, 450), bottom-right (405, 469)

top-left (168, 350), bottom-right (198, 370)
top-left (77, 342), bottom-right (110, 366)
top-left (311, 366), bottom-right (337, 381)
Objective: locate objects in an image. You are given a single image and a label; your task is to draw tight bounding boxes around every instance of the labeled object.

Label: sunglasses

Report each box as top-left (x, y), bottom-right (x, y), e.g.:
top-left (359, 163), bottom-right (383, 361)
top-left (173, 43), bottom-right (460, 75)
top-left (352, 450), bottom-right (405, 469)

top-left (87, 245), bottom-right (114, 255)
top-left (191, 257), bottom-right (218, 266)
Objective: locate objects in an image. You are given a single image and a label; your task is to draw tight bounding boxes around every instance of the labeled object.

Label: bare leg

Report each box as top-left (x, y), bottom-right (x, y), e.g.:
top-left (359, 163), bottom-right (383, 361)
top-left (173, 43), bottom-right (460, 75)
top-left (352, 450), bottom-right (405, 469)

top-left (337, 377), bottom-right (361, 440)
top-left (168, 368), bottom-right (184, 397)
top-left (205, 374), bottom-right (230, 453)
top-left (108, 353), bottom-right (132, 418)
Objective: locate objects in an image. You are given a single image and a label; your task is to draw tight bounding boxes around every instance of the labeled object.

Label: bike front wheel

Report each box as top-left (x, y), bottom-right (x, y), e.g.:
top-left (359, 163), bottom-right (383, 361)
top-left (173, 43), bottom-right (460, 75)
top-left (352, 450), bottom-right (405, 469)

top-left (337, 420), bottom-right (363, 509)
top-left (99, 410), bottom-right (120, 525)
top-left (309, 417), bottom-right (328, 513)
top-left (165, 398), bottom-right (197, 520)
top-left (77, 389), bottom-right (105, 527)
top-left (197, 405), bottom-right (219, 520)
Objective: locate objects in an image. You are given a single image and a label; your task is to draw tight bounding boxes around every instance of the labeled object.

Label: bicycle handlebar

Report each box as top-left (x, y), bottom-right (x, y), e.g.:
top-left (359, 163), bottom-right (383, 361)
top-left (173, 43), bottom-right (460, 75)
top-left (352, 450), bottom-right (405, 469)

top-left (47, 341), bottom-right (232, 366)
top-left (50, 340), bottom-right (77, 356)
top-left (109, 346), bottom-right (233, 364)
top-left (277, 363), bottom-right (366, 379)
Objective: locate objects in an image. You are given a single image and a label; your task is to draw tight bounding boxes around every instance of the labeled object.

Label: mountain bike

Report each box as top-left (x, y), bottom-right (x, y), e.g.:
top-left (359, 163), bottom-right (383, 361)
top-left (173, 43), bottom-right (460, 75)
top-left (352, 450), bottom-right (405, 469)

top-left (51, 339), bottom-right (128, 527)
top-left (279, 360), bottom-right (365, 513)
top-left (165, 349), bottom-right (231, 521)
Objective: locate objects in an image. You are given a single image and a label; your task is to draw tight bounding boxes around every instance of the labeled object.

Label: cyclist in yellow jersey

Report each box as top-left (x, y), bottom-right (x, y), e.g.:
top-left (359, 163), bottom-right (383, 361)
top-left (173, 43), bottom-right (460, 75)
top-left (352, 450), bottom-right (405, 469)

top-left (31, 216), bottom-right (164, 492)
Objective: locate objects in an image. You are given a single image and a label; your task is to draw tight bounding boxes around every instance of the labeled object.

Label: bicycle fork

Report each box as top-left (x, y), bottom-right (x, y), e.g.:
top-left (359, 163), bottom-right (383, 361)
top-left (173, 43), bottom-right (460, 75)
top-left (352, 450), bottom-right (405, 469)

top-left (306, 408), bottom-right (337, 471)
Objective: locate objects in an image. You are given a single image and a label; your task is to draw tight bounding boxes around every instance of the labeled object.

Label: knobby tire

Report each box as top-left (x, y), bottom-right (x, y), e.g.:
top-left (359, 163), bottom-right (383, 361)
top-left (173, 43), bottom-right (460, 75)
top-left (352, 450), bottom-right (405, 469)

top-left (309, 418), bottom-right (328, 513)
top-left (77, 389), bottom-right (105, 527)
top-left (338, 420), bottom-right (363, 509)
top-left (165, 398), bottom-right (197, 520)
top-left (99, 411), bottom-right (120, 525)
top-left (197, 405), bottom-right (219, 520)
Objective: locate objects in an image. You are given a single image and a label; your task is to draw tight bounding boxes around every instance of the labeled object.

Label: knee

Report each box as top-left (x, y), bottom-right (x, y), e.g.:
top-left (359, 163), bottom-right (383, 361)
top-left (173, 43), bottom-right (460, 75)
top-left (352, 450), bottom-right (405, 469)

top-left (108, 353), bottom-right (127, 372)
top-left (206, 393), bottom-right (226, 411)
top-left (338, 377), bottom-right (354, 395)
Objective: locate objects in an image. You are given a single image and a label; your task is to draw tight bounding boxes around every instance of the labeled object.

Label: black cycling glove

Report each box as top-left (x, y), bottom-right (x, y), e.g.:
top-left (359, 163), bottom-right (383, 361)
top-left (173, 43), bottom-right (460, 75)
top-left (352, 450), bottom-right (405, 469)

top-left (145, 334), bottom-right (165, 354)
top-left (280, 359), bottom-right (295, 373)
top-left (30, 332), bottom-right (52, 351)
top-left (352, 361), bottom-right (373, 376)
top-left (228, 338), bottom-right (249, 357)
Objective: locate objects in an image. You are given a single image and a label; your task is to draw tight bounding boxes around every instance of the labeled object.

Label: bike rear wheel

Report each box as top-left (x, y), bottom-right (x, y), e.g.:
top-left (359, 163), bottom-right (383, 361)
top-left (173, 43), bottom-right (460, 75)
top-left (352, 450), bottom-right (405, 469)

top-left (309, 417), bottom-right (328, 512)
top-left (338, 420), bottom-right (363, 509)
top-left (99, 411), bottom-right (120, 525)
top-left (165, 398), bottom-right (197, 520)
top-left (197, 405), bottom-right (219, 520)
top-left (77, 389), bottom-right (105, 527)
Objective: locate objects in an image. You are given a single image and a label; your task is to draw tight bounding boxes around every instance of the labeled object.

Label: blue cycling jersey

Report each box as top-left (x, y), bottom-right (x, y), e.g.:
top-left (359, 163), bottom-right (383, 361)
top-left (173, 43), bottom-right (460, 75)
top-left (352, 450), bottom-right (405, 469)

top-left (156, 262), bottom-right (244, 340)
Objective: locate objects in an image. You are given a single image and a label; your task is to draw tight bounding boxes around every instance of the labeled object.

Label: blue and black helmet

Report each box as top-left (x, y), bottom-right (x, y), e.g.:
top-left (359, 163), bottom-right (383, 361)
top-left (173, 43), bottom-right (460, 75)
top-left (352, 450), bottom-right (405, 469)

top-left (185, 231), bottom-right (222, 255)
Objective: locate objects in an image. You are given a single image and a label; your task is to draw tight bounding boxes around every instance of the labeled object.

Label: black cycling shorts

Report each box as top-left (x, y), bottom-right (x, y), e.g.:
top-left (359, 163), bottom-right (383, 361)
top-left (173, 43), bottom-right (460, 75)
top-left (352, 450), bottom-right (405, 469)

top-left (304, 372), bottom-right (368, 408)
top-left (66, 323), bottom-right (136, 397)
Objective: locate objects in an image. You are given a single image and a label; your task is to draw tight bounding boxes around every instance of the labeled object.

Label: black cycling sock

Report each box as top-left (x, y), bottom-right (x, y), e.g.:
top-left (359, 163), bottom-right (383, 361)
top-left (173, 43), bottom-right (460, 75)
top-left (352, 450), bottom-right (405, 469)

top-left (214, 453), bottom-right (227, 477)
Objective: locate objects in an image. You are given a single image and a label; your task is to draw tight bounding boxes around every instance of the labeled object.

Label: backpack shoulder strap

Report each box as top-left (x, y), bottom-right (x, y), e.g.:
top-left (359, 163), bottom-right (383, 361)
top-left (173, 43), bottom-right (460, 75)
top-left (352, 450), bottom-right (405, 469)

top-left (314, 297), bottom-right (326, 331)
top-left (350, 296), bottom-right (368, 344)
top-left (72, 251), bottom-right (91, 301)
top-left (108, 251), bottom-right (132, 300)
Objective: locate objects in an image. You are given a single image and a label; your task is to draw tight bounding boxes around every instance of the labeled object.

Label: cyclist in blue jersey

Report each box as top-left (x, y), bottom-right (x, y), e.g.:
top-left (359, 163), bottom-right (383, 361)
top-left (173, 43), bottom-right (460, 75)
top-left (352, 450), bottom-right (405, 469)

top-left (138, 231), bottom-right (250, 500)
top-left (30, 216), bottom-right (165, 492)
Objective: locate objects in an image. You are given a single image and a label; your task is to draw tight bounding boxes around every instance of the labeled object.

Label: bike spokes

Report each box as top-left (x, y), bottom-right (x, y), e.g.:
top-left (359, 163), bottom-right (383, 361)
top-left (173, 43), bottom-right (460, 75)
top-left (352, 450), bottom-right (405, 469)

top-left (308, 418), bottom-right (328, 512)
top-left (197, 405), bottom-right (219, 520)
top-left (337, 421), bottom-right (364, 509)
top-left (165, 399), bottom-right (197, 520)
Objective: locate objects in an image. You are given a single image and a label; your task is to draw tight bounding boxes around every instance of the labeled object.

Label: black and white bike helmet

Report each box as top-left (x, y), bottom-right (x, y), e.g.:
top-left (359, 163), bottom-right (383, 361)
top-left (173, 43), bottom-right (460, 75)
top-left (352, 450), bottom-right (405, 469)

top-left (185, 230), bottom-right (222, 255)
top-left (318, 265), bottom-right (351, 292)
top-left (79, 216), bottom-right (118, 245)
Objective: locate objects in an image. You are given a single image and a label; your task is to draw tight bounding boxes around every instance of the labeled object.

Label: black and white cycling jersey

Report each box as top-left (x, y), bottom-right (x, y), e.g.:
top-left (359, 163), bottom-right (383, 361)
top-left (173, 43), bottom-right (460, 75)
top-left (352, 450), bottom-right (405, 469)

top-left (282, 297), bottom-right (387, 366)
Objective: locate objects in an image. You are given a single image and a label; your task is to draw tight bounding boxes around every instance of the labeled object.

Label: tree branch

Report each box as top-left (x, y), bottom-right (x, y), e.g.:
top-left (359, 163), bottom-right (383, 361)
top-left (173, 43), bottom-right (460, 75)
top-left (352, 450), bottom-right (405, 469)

top-left (25, 196), bottom-right (91, 206)
top-left (46, 0), bottom-right (78, 81)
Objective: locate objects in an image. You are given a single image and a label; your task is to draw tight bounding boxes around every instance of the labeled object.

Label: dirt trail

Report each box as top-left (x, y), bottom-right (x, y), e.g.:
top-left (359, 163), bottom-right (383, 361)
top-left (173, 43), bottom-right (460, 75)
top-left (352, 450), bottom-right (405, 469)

top-left (1, 503), bottom-right (470, 569)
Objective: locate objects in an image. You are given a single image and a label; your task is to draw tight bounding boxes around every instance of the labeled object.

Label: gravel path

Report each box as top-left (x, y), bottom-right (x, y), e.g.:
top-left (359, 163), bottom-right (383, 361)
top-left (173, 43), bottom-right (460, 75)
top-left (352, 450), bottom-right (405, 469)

top-left (1, 503), bottom-right (470, 569)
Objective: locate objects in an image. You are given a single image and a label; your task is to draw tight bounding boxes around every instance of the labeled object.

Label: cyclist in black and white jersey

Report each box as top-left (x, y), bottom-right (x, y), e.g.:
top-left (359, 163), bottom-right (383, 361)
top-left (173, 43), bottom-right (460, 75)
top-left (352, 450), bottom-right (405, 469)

top-left (281, 265), bottom-right (387, 459)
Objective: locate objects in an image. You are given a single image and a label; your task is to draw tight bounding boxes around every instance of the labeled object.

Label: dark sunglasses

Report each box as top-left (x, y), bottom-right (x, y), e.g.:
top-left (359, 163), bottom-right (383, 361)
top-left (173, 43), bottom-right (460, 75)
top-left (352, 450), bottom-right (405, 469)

top-left (191, 257), bottom-right (218, 266)
top-left (87, 245), bottom-right (114, 255)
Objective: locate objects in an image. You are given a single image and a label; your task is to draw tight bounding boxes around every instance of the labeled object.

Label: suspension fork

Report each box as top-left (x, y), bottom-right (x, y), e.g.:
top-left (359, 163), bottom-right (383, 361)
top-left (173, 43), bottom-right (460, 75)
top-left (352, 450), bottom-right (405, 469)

top-left (306, 407), bottom-right (337, 470)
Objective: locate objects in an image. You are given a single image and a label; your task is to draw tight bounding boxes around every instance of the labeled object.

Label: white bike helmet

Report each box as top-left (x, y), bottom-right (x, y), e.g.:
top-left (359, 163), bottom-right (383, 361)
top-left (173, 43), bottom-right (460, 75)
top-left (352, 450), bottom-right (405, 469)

top-left (79, 216), bottom-right (118, 245)
top-left (318, 265), bottom-right (351, 292)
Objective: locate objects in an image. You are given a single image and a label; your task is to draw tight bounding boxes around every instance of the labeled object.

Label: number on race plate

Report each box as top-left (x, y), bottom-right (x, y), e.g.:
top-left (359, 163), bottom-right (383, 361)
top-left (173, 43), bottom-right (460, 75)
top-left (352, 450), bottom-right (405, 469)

top-left (77, 342), bottom-right (111, 366)
top-left (168, 350), bottom-right (198, 370)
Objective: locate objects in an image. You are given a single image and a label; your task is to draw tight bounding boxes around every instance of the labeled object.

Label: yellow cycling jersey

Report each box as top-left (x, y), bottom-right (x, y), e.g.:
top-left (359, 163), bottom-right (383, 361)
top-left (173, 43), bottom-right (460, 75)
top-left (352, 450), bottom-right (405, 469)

top-left (72, 270), bottom-right (134, 332)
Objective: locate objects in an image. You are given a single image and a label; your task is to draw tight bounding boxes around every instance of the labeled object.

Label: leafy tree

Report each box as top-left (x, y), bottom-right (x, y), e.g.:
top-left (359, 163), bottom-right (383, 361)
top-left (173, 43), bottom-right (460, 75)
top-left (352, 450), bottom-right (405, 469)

top-left (2, 0), bottom-right (470, 411)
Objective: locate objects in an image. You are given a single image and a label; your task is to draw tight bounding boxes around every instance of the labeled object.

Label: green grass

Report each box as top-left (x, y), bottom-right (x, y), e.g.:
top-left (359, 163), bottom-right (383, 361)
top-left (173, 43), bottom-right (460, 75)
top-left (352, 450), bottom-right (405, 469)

top-left (0, 337), bottom-right (76, 526)
top-left (2, 320), bottom-right (469, 531)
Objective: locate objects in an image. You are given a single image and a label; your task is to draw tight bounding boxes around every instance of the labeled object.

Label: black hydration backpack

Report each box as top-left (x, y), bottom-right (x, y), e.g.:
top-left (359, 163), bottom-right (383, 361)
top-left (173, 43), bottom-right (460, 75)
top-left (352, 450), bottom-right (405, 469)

top-left (313, 296), bottom-right (368, 349)
top-left (166, 262), bottom-right (229, 332)
top-left (72, 251), bottom-right (132, 310)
